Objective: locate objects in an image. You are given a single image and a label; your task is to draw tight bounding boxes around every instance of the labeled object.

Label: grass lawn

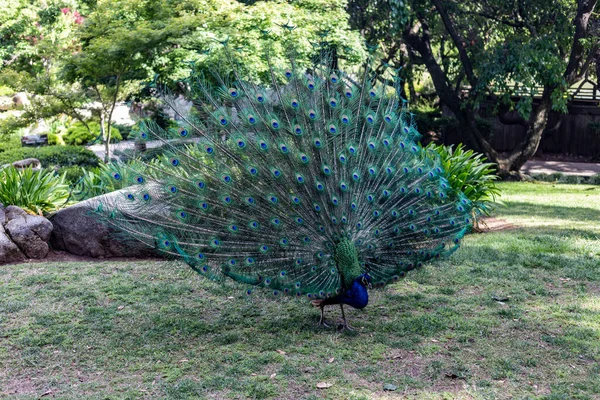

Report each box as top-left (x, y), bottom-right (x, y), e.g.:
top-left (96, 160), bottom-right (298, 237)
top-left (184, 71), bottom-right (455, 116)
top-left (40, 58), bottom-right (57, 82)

top-left (1, 182), bottom-right (599, 399)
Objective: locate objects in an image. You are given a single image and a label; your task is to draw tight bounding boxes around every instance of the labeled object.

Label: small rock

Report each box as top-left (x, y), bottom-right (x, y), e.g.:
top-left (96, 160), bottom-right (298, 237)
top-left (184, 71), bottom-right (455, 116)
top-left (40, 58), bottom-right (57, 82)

top-left (316, 382), bottom-right (332, 389)
top-left (4, 206), bottom-right (53, 259)
top-left (383, 383), bottom-right (398, 391)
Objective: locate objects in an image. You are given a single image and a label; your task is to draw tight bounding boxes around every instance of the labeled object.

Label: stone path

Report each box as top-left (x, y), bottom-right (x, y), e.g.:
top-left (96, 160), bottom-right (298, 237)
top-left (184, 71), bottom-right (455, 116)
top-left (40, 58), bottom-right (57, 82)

top-left (522, 160), bottom-right (600, 176)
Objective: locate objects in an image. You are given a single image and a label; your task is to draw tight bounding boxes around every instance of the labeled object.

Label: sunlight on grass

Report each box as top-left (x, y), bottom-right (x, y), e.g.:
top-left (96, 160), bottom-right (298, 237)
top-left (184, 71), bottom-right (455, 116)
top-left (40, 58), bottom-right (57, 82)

top-left (0, 182), bottom-right (599, 399)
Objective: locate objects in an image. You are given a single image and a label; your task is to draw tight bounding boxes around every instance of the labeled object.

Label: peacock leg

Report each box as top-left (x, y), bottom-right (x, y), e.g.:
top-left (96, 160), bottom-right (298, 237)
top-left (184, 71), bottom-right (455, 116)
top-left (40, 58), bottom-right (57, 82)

top-left (338, 304), bottom-right (355, 331)
top-left (318, 305), bottom-right (330, 328)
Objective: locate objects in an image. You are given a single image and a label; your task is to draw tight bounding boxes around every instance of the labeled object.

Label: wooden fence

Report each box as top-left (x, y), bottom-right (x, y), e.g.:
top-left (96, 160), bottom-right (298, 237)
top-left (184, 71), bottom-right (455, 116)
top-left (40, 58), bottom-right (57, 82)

top-left (443, 81), bottom-right (600, 159)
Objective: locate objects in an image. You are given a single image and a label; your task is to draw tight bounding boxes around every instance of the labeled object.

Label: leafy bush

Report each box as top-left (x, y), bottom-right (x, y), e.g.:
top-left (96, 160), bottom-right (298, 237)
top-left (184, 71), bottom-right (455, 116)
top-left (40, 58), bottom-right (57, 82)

top-left (73, 159), bottom-right (162, 201)
top-left (0, 167), bottom-right (70, 214)
top-left (48, 133), bottom-right (66, 146)
top-left (64, 121), bottom-right (122, 146)
top-left (0, 136), bottom-right (22, 153)
top-left (0, 145), bottom-right (100, 170)
top-left (113, 124), bottom-right (134, 141)
top-left (425, 143), bottom-right (500, 216)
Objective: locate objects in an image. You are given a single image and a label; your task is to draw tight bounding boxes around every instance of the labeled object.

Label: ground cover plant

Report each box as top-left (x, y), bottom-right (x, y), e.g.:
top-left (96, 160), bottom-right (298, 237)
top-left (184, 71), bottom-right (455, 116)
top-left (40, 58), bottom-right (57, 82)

top-left (0, 182), bottom-right (599, 399)
top-left (0, 167), bottom-right (70, 214)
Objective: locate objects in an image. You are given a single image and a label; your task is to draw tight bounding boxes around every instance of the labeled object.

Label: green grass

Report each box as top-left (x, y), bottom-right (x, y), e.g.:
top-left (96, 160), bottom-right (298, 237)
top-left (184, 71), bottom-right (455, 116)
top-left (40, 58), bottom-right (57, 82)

top-left (1, 182), bottom-right (599, 399)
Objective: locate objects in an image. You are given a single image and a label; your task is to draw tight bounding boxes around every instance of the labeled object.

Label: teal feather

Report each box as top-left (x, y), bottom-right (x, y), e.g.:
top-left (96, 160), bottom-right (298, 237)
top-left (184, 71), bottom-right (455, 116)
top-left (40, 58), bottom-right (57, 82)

top-left (98, 46), bottom-right (474, 305)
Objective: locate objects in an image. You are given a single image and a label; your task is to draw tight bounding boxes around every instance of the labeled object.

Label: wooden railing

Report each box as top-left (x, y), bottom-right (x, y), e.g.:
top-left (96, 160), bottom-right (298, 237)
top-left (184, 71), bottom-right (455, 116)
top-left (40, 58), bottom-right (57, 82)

top-left (464, 79), bottom-right (600, 103)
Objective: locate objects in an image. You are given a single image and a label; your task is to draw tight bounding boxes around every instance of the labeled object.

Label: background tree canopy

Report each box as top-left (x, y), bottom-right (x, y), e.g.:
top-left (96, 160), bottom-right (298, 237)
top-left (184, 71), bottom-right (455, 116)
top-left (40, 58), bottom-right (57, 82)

top-left (0, 0), bottom-right (598, 176)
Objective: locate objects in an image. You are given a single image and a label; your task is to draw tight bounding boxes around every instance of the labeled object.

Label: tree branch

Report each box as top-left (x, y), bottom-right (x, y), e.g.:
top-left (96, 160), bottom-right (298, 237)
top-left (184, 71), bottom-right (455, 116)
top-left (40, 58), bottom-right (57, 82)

top-left (564, 0), bottom-right (599, 85)
top-left (431, 0), bottom-right (478, 88)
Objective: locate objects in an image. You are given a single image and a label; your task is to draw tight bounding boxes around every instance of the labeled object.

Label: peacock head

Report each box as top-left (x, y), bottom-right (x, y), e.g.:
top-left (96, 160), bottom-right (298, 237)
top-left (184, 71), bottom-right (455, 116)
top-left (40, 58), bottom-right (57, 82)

top-left (357, 273), bottom-right (372, 289)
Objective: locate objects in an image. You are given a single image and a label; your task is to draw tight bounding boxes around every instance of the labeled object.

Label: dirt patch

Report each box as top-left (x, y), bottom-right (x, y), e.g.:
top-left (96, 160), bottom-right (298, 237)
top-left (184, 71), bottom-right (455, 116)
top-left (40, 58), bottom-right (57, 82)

top-left (477, 217), bottom-right (517, 233)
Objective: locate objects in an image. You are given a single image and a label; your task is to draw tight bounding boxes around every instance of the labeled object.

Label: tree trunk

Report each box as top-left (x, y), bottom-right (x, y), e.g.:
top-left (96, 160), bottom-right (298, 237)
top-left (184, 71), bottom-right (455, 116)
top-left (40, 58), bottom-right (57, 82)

top-left (104, 75), bottom-right (121, 163)
top-left (403, 0), bottom-right (597, 179)
top-left (101, 113), bottom-right (110, 163)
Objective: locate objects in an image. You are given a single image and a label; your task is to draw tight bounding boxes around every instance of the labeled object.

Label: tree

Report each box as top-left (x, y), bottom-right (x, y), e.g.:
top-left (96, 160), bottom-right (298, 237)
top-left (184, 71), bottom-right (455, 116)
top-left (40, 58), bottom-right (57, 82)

top-left (348, 0), bottom-right (599, 178)
top-left (40, 0), bottom-right (364, 160)
top-left (0, 0), bottom-right (92, 138)
top-left (60, 0), bottom-right (193, 160)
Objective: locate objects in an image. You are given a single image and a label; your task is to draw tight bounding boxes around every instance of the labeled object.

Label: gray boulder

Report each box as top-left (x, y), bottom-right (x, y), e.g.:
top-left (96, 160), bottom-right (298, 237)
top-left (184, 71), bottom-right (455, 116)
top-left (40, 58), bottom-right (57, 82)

top-left (49, 191), bottom-right (157, 258)
top-left (4, 206), bottom-right (53, 259)
top-left (0, 208), bottom-right (25, 263)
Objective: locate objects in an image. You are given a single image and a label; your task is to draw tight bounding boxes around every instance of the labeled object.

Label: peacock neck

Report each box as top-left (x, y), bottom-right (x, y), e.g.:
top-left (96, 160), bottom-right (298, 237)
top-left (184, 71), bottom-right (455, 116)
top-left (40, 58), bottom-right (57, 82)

top-left (334, 238), bottom-right (362, 288)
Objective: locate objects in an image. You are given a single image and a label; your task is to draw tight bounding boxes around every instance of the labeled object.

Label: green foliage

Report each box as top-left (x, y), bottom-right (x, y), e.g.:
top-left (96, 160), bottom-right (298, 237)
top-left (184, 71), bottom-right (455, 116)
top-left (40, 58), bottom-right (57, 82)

top-left (63, 121), bottom-right (122, 145)
top-left (112, 124), bottom-right (133, 141)
top-left (426, 143), bottom-right (500, 215)
top-left (0, 136), bottom-right (22, 153)
top-left (0, 167), bottom-right (70, 214)
top-left (0, 145), bottom-right (100, 170)
top-left (73, 159), bottom-right (156, 200)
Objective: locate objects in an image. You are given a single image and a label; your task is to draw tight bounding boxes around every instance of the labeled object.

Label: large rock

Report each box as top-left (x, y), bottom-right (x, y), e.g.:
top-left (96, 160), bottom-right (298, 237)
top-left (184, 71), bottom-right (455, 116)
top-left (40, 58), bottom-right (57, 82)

top-left (0, 208), bottom-right (25, 263)
top-left (4, 206), bottom-right (53, 259)
top-left (49, 191), bottom-right (157, 258)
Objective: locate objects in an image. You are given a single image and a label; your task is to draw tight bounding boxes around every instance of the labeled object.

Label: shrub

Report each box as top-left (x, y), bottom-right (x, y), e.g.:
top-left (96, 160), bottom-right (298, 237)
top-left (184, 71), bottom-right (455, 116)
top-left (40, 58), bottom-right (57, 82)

top-left (0, 167), bottom-right (70, 214)
top-left (48, 133), bottom-right (65, 146)
top-left (113, 124), bottom-right (134, 141)
top-left (73, 161), bottom-right (139, 201)
top-left (64, 121), bottom-right (122, 146)
top-left (0, 145), bottom-right (100, 170)
top-left (0, 136), bottom-right (22, 153)
top-left (425, 143), bottom-right (500, 217)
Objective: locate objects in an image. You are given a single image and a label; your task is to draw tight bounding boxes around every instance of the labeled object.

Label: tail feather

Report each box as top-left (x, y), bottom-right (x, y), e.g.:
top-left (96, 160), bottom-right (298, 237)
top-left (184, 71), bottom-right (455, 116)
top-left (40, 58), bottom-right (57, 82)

top-left (98, 42), bottom-right (474, 299)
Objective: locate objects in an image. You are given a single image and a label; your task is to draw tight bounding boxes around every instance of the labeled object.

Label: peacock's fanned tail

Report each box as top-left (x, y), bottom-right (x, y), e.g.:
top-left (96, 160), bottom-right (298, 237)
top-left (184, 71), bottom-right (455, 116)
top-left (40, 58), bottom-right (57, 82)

top-left (99, 48), bottom-right (473, 299)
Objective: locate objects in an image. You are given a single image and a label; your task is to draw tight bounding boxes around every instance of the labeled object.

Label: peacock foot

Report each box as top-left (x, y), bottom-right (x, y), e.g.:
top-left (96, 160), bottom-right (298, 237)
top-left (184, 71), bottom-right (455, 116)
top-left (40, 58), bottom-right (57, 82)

top-left (318, 318), bottom-right (331, 328)
top-left (337, 321), bottom-right (355, 331)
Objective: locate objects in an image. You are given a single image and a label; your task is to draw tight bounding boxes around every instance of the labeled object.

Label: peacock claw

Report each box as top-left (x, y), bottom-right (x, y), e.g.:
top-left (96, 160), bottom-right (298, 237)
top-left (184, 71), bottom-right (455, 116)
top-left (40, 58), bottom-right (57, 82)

top-left (318, 319), bottom-right (331, 328)
top-left (338, 304), bottom-right (355, 331)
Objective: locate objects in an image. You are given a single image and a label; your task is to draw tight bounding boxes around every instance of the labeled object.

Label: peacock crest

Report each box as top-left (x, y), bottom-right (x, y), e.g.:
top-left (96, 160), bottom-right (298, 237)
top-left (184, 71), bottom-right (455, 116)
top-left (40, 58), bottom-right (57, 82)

top-left (98, 42), bottom-right (473, 309)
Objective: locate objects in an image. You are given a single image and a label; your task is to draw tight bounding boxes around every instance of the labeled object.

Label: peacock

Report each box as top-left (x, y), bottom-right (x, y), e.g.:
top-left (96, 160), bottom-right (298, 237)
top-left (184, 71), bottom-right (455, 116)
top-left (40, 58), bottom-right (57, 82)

top-left (98, 44), bottom-right (474, 330)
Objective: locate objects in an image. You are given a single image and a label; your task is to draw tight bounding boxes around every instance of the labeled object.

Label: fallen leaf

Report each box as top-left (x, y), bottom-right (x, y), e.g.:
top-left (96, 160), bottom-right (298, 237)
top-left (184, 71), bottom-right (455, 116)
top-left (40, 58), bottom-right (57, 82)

top-left (383, 383), bottom-right (398, 391)
top-left (270, 373), bottom-right (277, 379)
top-left (328, 357), bottom-right (335, 363)
top-left (179, 359), bottom-right (189, 363)
top-left (117, 305), bottom-right (124, 310)
top-left (431, 339), bottom-right (439, 343)
top-left (316, 382), bottom-right (333, 389)
top-left (276, 349), bottom-right (286, 355)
